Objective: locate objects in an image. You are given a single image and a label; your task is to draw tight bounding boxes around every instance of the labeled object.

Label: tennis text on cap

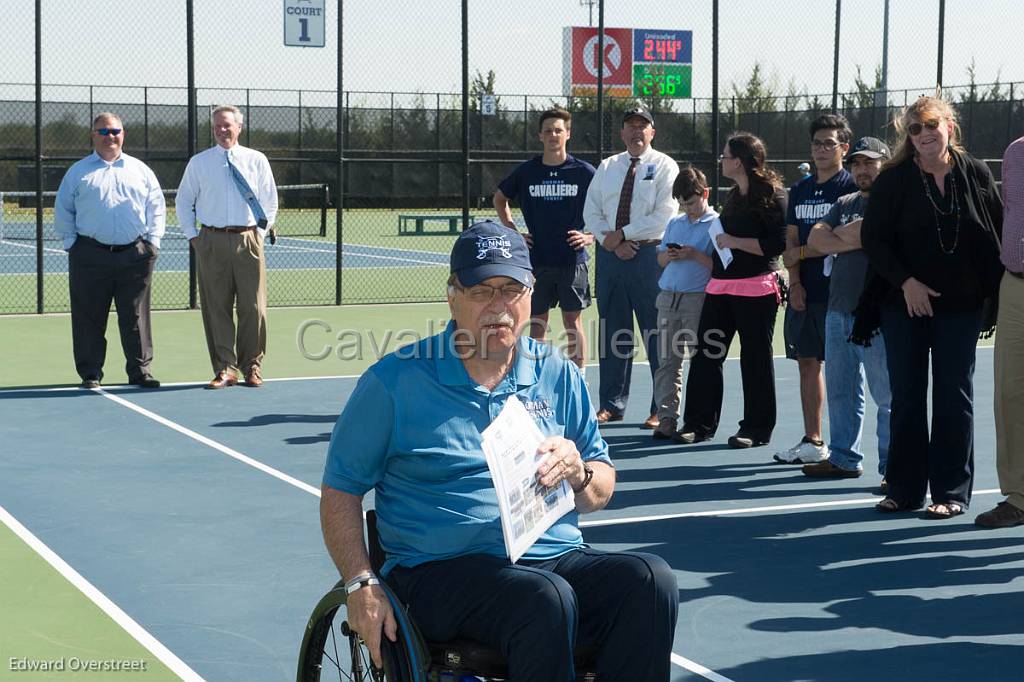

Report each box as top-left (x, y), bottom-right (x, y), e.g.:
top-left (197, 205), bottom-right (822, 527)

top-left (476, 235), bottom-right (513, 260)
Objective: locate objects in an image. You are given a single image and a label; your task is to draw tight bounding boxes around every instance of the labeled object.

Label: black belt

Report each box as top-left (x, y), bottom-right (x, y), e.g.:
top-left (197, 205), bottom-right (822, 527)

top-left (634, 239), bottom-right (661, 246)
top-left (201, 224), bottom-right (257, 233)
top-left (1007, 270), bottom-right (1024, 280)
top-left (78, 235), bottom-right (141, 252)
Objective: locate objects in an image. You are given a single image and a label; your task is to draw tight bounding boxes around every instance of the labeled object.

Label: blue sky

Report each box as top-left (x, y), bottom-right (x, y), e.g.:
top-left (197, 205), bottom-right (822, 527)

top-left (1, 0), bottom-right (1018, 103)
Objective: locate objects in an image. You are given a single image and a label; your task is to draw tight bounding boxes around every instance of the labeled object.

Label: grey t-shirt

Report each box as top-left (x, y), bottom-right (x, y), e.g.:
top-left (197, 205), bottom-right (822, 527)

top-left (822, 192), bottom-right (869, 313)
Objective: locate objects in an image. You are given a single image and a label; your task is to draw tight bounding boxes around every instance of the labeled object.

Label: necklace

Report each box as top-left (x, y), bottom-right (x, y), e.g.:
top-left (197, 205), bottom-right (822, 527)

top-left (918, 163), bottom-right (960, 255)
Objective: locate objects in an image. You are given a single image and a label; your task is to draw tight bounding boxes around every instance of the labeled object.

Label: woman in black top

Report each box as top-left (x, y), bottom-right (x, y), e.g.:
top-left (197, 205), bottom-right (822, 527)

top-left (678, 133), bottom-right (787, 448)
top-left (862, 96), bottom-right (1003, 518)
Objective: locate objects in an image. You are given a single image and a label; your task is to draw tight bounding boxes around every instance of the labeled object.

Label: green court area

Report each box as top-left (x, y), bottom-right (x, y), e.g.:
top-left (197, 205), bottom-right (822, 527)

top-left (0, 522), bottom-right (179, 681)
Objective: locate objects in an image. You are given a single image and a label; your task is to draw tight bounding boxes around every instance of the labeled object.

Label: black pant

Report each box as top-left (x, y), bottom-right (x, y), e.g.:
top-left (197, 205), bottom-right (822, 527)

top-left (68, 238), bottom-right (156, 382)
top-left (387, 549), bottom-right (678, 682)
top-left (682, 293), bottom-right (779, 441)
top-left (881, 306), bottom-right (981, 508)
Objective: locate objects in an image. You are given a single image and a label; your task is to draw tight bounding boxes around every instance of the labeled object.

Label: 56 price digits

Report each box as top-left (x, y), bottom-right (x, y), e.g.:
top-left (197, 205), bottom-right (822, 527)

top-left (641, 73), bottom-right (683, 96)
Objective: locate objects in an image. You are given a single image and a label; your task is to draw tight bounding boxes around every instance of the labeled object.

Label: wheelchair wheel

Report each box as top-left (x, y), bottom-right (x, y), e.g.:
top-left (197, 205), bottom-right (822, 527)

top-left (297, 582), bottom-right (423, 682)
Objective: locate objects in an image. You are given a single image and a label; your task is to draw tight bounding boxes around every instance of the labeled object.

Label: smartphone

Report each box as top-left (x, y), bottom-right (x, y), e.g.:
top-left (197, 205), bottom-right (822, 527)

top-left (667, 242), bottom-right (683, 250)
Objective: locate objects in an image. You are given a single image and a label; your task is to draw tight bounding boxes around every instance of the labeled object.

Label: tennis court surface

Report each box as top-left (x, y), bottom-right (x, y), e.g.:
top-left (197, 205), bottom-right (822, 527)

top-left (2, 351), bottom-right (1021, 681)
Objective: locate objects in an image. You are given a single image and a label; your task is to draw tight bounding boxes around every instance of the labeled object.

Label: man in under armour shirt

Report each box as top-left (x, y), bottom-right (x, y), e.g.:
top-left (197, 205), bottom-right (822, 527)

top-left (495, 107), bottom-right (596, 368)
top-left (775, 114), bottom-right (857, 465)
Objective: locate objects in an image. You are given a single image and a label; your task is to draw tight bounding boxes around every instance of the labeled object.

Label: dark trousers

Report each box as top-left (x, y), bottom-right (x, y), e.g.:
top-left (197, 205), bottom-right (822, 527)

top-left (594, 244), bottom-right (662, 416)
top-left (387, 549), bottom-right (679, 682)
top-left (880, 306), bottom-right (981, 508)
top-left (682, 293), bottom-right (779, 441)
top-left (68, 238), bottom-right (156, 382)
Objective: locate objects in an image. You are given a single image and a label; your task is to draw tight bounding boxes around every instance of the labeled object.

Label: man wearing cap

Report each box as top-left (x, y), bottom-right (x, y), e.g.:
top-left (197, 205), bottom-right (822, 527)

top-left (54, 112), bottom-right (165, 390)
top-left (802, 136), bottom-right (892, 483)
top-left (976, 136), bottom-right (1024, 528)
top-left (319, 221), bottom-right (678, 681)
top-left (583, 104), bottom-right (680, 427)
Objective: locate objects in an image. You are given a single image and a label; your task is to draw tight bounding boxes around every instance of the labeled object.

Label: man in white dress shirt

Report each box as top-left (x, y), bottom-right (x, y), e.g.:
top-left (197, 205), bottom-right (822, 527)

top-left (176, 105), bottom-right (278, 388)
top-left (55, 112), bottom-right (166, 389)
top-left (582, 105), bottom-right (679, 427)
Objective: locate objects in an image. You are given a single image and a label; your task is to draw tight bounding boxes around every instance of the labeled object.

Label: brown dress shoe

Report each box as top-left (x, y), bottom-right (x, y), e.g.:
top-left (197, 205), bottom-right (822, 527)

top-left (207, 371), bottom-right (237, 389)
top-left (975, 501), bottom-right (1024, 528)
top-left (244, 367), bottom-right (263, 388)
top-left (652, 417), bottom-right (677, 440)
top-left (642, 413), bottom-right (660, 429)
top-left (595, 409), bottom-right (623, 424)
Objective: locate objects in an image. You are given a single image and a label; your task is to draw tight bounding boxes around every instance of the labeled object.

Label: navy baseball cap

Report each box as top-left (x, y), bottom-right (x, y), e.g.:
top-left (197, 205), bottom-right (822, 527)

top-left (450, 220), bottom-right (534, 288)
top-left (846, 136), bottom-right (890, 160)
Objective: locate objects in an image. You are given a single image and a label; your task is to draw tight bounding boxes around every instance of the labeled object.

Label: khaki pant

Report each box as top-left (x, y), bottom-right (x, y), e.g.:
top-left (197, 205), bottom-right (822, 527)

top-left (995, 272), bottom-right (1024, 510)
top-left (195, 228), bottom-right (267, 377)
top-left (653, 290), bottom-right (705, 421)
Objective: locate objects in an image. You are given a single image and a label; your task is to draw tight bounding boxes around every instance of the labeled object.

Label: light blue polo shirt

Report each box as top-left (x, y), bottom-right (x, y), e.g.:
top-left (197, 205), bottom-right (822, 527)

top-left (322, 321), bottom-right (612, 575)
top-left (657, 209), bottom-right (717, 293)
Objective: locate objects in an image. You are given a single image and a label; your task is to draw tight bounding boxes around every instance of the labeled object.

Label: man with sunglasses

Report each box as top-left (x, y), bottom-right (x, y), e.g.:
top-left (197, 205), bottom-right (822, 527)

top-left (55, 112), bottom-right (165, 390)
top-left (775, 114), bottom-right (857, 465)
top-left (320, 221), bottom-right (678, 681)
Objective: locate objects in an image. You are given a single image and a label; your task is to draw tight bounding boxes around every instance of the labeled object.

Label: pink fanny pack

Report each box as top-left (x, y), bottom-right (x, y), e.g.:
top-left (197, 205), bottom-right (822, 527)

top-left (705, 273), bottom-right (781, 303)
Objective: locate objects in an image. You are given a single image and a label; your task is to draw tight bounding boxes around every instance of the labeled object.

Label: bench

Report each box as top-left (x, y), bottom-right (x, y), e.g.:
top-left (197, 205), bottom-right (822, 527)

top-left (398, 214), bottom-right (464, 235)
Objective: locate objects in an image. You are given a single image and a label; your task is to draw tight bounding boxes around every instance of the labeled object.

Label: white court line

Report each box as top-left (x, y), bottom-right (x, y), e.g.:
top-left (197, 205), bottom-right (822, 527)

top-left (0, 505), bottom-right (205, 682)
top-left (672, 653), bottom-right (737, 682)
top-left (0, 238), bottom-right (66, 255)
top-left (97, 388), bottom-right (322, 498)
top-left (581, 489), bottom-right (1002, 528)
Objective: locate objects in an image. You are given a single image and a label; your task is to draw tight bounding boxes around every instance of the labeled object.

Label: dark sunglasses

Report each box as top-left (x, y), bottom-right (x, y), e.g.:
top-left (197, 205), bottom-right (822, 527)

top-left (907, 120), bottom-right (940, 136)
top-left (95, 128), bottom-right (122, 136)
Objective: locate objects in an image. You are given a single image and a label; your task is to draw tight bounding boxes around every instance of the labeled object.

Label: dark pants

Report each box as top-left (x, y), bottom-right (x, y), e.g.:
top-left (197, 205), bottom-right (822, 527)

top-left (881, 306), bottom-right (981, 508)
top-left (682, 293), bottom-right (779, 441)
top-left (387, 549), bottom-right (679, 682)
top-left (595, 244), bottom-right (662, 416)
top-left (68, 238), bottom-right (156, 382)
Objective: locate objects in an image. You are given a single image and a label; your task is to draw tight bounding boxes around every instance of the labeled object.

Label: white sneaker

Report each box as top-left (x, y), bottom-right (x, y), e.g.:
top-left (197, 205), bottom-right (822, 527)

top-left (773, 438), bottom-right (829, 464)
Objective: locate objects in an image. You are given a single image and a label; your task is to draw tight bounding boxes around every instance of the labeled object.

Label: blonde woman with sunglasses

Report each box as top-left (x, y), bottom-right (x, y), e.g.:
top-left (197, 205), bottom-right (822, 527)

top-left (859, 96), bottom-right (1004, 519)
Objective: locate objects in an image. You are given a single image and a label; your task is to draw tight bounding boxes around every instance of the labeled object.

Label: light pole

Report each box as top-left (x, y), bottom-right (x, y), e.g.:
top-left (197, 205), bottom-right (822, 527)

top-left (875, 0), bottom-right (889, 107)
top-left (579, 0), bottom-right (596, 27)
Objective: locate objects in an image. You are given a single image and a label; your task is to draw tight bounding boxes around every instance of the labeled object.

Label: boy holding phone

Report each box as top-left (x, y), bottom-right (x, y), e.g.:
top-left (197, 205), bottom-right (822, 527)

top-left (652, 165), bottom-right (717, 440)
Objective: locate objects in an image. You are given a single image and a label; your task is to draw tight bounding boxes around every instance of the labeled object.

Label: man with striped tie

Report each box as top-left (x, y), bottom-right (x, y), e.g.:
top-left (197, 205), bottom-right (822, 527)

top-left (177, 105), bottom-right (278, 389)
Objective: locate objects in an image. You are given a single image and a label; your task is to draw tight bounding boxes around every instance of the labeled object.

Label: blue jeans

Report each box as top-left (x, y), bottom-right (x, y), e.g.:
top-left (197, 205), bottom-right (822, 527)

top-left (595, 244), bottom-right (662, 416)
top-left (824, 310), bottom-right (891, 475)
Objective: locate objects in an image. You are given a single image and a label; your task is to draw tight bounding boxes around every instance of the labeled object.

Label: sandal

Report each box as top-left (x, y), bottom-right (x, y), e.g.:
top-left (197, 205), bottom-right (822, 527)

top-left (875, 497), bottom-right (921, 513)
top-left (925, 502), bottom-right (965, 519)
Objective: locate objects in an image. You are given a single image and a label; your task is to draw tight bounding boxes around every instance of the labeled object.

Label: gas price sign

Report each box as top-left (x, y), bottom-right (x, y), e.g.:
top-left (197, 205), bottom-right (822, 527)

top-left (631, 29), bottom-right (692, 98)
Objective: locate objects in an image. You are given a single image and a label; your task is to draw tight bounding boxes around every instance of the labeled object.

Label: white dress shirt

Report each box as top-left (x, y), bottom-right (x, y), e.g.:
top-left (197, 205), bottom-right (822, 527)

top-left (583, 147), bottom-right (679, 242)
top-left (175, 144), bottom-right (278, 239)
top-left (54, 152), bottom-right (166, 250)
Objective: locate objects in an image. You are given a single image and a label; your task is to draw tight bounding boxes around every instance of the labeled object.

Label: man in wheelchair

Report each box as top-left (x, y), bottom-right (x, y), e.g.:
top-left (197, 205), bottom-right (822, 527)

top-left (320, 221), bottom-right (679, 681)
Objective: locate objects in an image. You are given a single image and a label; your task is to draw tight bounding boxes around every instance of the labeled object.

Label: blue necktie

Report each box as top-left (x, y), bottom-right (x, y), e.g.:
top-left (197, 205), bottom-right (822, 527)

top-left (226, 151), bottom-right (268, 229)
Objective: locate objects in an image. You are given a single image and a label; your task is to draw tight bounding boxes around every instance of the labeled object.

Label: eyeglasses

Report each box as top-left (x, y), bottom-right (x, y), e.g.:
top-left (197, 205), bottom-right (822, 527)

top-left (718, 154), bottom-right (734, 162)
top-left (95, 128), bottom-right (122, 136)
top-left (458, 283), bottom-right (529, 304)
top-left (811, 139), bottom-right (841, 151)
top-left (907, 120), bottom-right (941, 136)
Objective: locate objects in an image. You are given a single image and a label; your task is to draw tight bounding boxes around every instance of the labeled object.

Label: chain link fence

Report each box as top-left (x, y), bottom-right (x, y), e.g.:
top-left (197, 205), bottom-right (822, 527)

top-left (3, 0), bottom-right (1022, 313)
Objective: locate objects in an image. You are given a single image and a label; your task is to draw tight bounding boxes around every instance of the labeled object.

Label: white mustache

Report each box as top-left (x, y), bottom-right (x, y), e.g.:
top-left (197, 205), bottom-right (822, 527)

top-left (480, 314), bottom-right (514, 327)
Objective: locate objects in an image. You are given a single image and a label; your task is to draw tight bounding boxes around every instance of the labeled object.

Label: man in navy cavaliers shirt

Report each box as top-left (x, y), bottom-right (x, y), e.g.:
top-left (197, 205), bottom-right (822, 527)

top-left (494, 107), bottom-right (596, 369)
top-left (775, 114), bottom-right (858, 465)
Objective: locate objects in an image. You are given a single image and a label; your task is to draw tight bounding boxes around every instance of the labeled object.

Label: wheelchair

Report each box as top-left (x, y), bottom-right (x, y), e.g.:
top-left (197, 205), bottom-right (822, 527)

top-left (296, 510), bottom-right (597, 681)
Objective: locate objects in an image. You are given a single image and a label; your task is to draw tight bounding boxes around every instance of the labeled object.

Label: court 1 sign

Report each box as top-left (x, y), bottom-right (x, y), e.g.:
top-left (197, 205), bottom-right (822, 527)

top-left (284, 0), bottom-right (325, 48)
